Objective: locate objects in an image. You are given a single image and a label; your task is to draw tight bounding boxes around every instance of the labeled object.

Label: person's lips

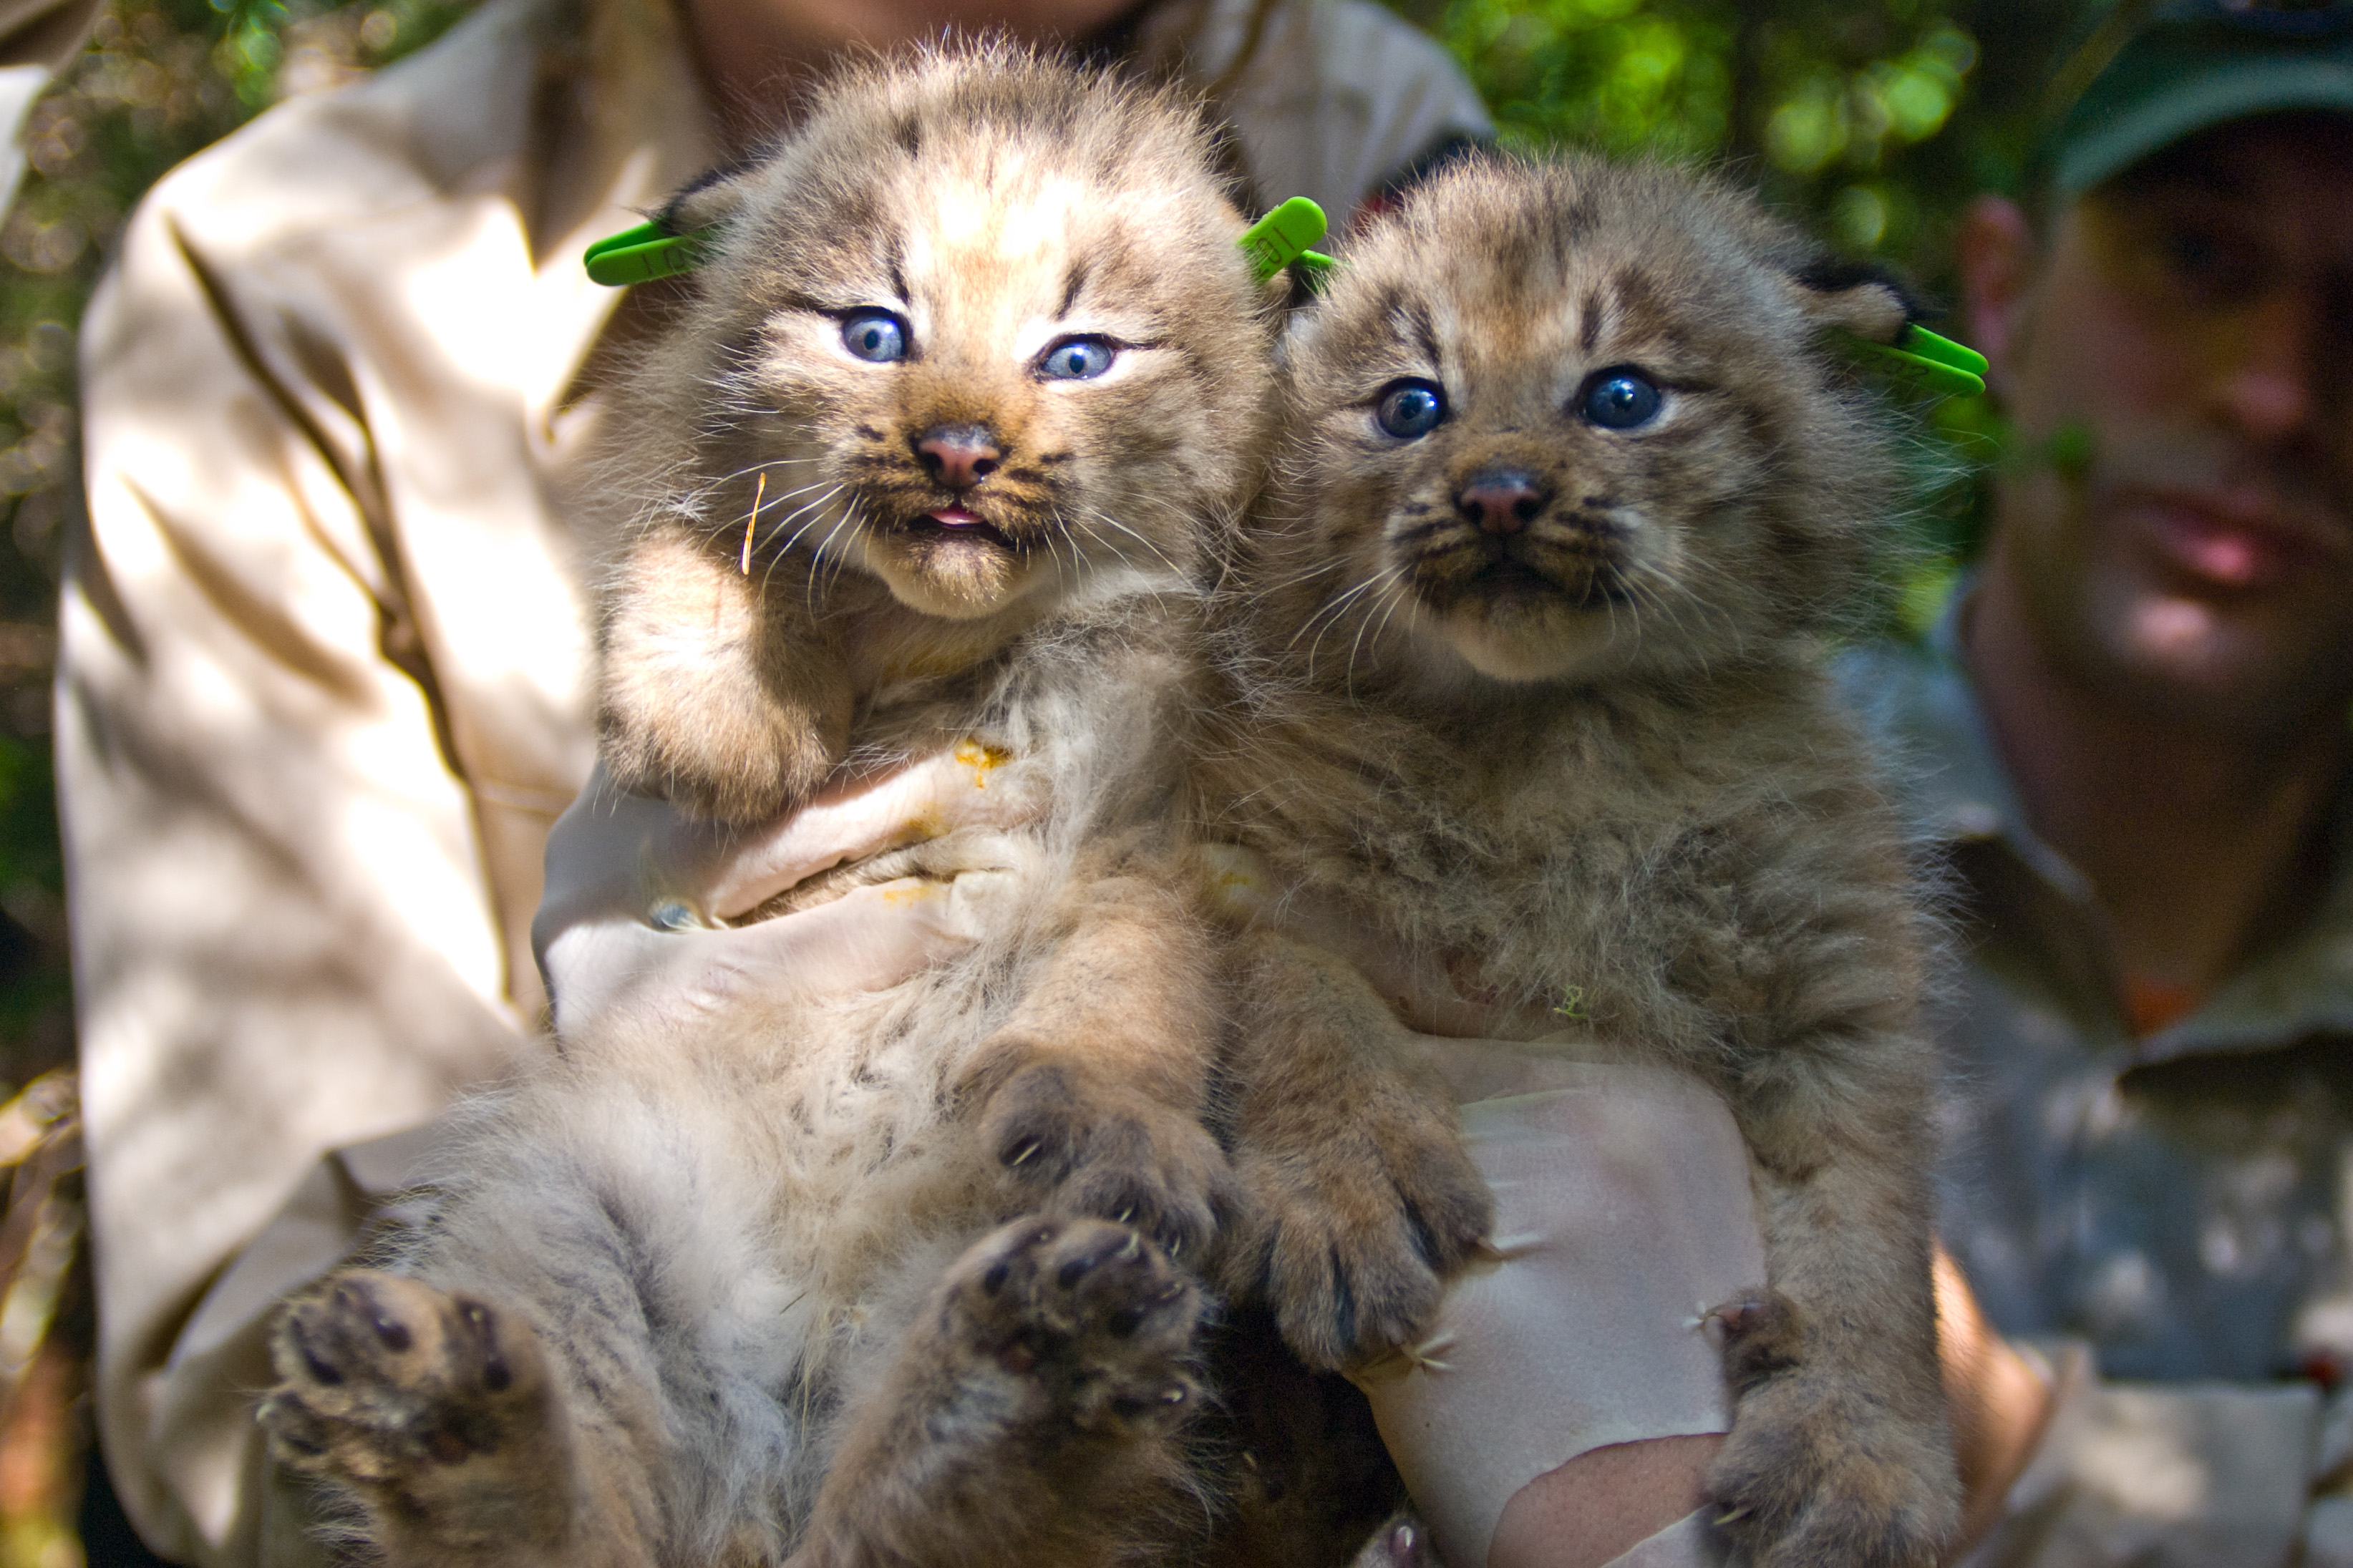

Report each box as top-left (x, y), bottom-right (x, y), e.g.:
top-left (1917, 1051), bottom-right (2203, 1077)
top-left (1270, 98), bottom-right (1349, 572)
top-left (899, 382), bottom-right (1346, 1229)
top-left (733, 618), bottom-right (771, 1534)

top-left (2131, 492), bottom-right (2344, 590)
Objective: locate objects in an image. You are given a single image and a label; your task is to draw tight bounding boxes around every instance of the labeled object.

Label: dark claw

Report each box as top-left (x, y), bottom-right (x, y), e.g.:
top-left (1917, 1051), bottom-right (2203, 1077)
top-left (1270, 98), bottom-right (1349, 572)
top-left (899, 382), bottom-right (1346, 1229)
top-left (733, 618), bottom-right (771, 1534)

top-left (1110, 1384), bottom-right (1185, 1420)
top-left (290, 1319), bottom-right (344, 1386)
top-left (1402, 1199), bottom-right (1440, 1270)
top-left (1329, 1245), bottom-right (1358, 1350)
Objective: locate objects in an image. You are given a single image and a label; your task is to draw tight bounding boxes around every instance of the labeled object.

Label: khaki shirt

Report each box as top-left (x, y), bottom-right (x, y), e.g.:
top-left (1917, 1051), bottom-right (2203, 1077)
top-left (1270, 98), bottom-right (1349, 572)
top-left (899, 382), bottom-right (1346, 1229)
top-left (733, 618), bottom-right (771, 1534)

top-left (57, 3), bottom-right (1490, 1560)
top-left (1843, 597), bottom-right (2353, 1567)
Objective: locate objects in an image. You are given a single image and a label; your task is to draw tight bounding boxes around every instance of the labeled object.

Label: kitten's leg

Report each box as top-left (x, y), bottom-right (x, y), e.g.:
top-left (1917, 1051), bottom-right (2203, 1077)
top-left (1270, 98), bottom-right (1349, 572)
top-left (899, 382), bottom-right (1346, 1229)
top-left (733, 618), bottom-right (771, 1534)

top-left (791, 1216), bottom-right (1205, 1568)
top-left (262, 1270), bottom-right (661, 1568)
top-left (964, 855), bottom-right (1241, 1262)
top-left (1702, 1034), bottom-right (1959, 1568)
top-left (599, 522), bottom-right (853, 824)
top-left (1216, 930), bottom-right (1492, 1370)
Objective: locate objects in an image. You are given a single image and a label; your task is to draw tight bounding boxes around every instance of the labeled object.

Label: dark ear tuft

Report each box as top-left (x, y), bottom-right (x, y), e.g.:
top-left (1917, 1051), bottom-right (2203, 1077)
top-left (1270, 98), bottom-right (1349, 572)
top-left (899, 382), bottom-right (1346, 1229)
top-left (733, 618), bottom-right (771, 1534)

top-left (661, 157), bottom-right (763, 234)
top-left (1785, 255), bottom-right (1915, 346)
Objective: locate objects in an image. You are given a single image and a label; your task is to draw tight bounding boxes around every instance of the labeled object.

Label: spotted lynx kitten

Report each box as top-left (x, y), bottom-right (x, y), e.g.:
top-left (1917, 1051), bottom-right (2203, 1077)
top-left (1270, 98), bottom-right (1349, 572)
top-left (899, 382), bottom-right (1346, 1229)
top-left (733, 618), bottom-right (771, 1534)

top-left (258, 50), bottom-right (1285, 1568)
top-left (1203, 154), bottom-right (1961, 1567)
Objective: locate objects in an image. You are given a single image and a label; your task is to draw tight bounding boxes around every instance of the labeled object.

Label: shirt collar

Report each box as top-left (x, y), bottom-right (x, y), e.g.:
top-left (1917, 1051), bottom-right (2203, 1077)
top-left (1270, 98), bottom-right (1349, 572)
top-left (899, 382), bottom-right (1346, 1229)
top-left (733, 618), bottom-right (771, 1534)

top-left (1863, 575), bottom-right (2353, 1064)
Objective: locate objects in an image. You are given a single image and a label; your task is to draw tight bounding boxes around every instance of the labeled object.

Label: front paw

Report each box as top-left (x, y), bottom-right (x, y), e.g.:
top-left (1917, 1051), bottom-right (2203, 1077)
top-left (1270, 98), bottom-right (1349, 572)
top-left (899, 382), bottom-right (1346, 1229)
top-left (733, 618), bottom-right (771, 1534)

top-left (597, 695), bottom-right (838, 826)
top-left (1229, 1094), bottom-right (1491, 1371)
top-left (941, 1216), bottom-right (1205, 1436)
top-left (262, 1270), bottom-right (555, 1493)
top-left (1704, 1288), bottom-right (1959, 1568)
top-left (980, 1059), bottom-right (1240, 1262)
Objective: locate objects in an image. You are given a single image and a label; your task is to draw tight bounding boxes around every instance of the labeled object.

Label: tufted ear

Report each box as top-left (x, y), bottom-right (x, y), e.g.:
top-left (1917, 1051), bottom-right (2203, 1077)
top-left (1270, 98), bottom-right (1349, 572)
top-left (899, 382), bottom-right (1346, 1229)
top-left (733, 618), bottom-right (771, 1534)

top-left (660, 158), bottom-right (764, 235)
top-left (1783, 255), bottom-right (1915, 346)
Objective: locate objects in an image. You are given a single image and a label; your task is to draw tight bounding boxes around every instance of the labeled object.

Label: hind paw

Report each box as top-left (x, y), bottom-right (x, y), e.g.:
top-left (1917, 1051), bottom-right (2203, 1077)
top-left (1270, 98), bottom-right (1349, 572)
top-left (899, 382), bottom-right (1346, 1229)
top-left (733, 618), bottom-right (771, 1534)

top-left (940, 1215), bottom-right (1205, 1435)
top-left (980, 1058), bottom-right (1240, 1264)
top-left (1704, 1288), bottom-right (1958, 1568)
top-left (261, 1270), bottom-right (555, 1489)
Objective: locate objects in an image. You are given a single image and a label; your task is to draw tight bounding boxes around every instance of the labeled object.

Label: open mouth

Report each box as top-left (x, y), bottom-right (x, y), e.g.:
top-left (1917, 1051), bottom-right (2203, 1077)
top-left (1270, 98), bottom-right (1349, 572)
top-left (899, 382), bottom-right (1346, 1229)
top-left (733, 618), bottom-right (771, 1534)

top-left (1420, 555), bottom-right (1633, 613)
top-left (902, 506), bottom-right (1017, 552)
top-left (1467, 559), bottom-right (1561, 596)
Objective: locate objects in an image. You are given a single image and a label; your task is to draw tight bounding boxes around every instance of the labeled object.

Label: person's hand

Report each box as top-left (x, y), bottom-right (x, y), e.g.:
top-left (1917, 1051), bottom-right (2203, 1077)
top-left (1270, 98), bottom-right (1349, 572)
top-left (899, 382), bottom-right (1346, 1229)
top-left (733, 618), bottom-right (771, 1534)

top-left (533, 753), bottom-right (1044, 1048)
top-left (1934, 1244), bottom-right (2056, 1557)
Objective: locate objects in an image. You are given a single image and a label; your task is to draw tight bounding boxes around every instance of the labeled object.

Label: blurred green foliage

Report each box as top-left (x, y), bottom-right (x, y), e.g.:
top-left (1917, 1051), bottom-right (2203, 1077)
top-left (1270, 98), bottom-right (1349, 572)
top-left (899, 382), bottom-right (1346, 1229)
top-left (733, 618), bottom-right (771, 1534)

top-left (1402, 0), bottom-right (2096, 282)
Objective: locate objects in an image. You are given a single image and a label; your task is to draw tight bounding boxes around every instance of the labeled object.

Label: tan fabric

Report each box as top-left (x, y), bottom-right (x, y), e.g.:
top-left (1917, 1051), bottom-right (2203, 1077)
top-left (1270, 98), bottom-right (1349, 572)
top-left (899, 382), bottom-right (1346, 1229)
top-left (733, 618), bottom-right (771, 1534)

top-left (1961, 1343), bottom-right (2326, 1568)
top-left (57, 3), bottom-right (1489, 1560)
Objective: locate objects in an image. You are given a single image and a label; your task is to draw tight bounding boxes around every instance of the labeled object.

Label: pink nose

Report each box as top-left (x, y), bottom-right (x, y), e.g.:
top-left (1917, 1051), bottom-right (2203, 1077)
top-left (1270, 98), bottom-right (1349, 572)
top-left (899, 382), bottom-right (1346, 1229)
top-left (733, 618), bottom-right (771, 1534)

top-left (1456, 471), bottom-right (1549, 535)
top-left (915, 426), bottom-right (1002, 491)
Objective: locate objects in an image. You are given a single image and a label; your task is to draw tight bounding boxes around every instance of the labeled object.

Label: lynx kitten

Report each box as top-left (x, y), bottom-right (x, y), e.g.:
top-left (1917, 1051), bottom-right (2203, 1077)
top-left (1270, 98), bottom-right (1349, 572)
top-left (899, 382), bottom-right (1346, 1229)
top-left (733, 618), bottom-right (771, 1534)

top-left (1204, 153), bottom-right (1961, 1567)
top-left (259, 49), bottom-right (1283, 1568)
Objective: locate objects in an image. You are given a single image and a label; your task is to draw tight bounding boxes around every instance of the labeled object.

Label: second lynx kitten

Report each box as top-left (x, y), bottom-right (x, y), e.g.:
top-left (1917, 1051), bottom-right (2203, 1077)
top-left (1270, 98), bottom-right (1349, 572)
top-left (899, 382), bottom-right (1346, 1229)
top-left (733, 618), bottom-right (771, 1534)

top-left (1206, 155), bottom-right (1961, 1566)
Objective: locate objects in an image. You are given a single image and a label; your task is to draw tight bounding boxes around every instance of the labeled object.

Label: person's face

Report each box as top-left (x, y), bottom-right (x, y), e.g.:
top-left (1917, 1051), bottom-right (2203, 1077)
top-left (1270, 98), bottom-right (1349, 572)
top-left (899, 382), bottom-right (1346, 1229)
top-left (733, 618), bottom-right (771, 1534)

top-left (1961, 115), bottom-right (2353, 731)
top-left (687, 0), bottom-right (1140, 97)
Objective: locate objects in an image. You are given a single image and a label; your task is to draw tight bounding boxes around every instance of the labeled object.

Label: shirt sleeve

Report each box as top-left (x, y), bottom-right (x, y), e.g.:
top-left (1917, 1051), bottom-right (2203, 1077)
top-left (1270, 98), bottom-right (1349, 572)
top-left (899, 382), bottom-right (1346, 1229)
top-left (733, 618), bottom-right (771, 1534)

top-left (0, 0), bottom-right (102, 212)
top-left (60, 159), bottom-right (530, 1565)
top-left (1961, 1343), bottom-right (2324, 1568)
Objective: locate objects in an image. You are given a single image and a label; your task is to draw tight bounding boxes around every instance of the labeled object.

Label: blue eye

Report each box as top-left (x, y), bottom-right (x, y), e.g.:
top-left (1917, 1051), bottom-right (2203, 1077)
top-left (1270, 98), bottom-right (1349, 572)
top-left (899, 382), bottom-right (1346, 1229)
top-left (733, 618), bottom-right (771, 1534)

top-left (842, 312), bottom-right (907, 363)
top-left (1375, 380), bottom-right (1446, 439)
top-left (1039, 337), bottom-right (1117, 380)
top-left (1581, 369), bottom-right (1662, 429)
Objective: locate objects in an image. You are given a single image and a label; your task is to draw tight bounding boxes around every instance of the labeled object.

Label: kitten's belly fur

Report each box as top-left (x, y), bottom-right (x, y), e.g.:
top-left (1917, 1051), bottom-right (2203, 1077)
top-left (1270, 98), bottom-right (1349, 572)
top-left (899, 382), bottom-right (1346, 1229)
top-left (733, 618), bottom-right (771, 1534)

top-left (379, 757), bottom-right (1093, 1546)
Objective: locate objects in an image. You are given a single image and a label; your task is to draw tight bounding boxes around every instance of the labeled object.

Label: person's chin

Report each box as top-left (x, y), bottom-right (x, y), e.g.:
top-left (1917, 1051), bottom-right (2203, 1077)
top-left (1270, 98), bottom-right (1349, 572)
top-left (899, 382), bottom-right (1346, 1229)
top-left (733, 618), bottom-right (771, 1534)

top-left (2083, 570), bottom-right (2353, 729)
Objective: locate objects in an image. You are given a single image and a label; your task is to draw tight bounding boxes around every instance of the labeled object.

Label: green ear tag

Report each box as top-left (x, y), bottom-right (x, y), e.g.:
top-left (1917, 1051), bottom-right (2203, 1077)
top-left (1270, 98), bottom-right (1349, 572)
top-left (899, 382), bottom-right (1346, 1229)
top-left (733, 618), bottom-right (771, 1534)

top-left (1239, 196), bottom-right (1334, 287)
top-left (584, 221), bottom-right (715, 287)
top-left (1869, 325), bottom-right (1988, 398)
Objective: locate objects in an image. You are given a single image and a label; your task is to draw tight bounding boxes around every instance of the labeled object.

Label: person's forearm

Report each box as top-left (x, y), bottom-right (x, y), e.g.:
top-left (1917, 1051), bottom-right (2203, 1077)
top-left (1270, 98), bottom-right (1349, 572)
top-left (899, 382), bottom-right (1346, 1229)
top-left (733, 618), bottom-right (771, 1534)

top-left (1934, 1246), bottom-right (2057, 1557)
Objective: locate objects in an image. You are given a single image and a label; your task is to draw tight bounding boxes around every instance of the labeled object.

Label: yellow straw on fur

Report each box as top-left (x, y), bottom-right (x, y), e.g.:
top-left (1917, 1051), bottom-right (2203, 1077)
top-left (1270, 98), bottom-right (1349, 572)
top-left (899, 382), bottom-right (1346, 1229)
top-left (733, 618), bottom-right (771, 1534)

top-left (742, 472), bottom-right (765, 575)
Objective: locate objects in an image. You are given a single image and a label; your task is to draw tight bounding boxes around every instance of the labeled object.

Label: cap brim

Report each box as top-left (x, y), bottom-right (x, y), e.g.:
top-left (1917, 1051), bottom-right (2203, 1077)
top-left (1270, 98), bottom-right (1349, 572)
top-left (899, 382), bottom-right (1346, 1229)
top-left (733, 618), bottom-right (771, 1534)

top-left (2059, 56), bottom-right (2353, 194)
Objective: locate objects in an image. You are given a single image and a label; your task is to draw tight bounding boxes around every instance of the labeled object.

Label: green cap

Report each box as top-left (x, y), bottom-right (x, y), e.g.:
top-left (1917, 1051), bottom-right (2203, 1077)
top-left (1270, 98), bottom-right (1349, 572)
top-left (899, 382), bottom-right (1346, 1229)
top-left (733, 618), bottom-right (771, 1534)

top-left (2052, 2), bottom-right (2353, 196)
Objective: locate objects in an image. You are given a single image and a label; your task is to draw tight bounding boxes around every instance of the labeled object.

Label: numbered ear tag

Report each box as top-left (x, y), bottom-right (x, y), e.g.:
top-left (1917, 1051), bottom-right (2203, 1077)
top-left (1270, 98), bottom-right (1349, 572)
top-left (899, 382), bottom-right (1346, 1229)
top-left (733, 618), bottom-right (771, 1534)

top-left (583, 222), bottom-right (714, 287)
top-left (1869, 325), bottom-right (1987, 398)
top-left (583, 197), bottom-right (1337, 289)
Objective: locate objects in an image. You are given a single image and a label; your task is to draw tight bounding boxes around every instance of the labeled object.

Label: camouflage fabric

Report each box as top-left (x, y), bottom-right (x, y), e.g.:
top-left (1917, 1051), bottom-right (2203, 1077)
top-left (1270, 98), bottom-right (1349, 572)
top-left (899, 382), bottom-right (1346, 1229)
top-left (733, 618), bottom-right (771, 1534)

top-left (1843, 592), bottom-right (2353, 1567)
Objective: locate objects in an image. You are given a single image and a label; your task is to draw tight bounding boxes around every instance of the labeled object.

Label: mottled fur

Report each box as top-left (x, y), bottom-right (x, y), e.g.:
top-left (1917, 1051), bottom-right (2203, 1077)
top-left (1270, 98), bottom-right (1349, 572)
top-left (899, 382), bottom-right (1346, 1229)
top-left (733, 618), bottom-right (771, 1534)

top-left (1200, 155), bottom-right (1959, 1566)
top-left (260, 49), bottom-right (1286, 1567)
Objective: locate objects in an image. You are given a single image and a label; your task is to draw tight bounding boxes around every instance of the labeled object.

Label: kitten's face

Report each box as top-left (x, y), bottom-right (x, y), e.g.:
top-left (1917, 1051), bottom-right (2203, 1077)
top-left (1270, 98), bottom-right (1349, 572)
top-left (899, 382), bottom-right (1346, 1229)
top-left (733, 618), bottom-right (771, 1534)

top-left (669, 55), bottom-right (1277, 625)
top-left (1271, 157), bottom-right (1899, 688)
